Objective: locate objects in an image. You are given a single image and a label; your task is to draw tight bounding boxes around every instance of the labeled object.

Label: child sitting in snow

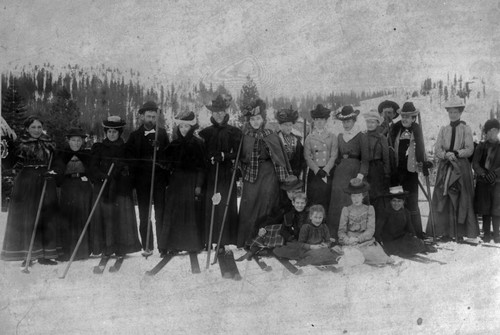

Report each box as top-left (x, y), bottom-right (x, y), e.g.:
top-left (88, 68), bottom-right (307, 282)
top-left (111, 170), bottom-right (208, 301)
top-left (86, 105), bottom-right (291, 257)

top-left (338, 178), bottom-right (393, 266)
top-left (237, 176), bottom-right (304, 261)
top-left (375, 186), bottom-right (430, 257)
top-left (280, 192), bottom-right (308, 243)
top-left (273, 204), bottom-right (340, 266)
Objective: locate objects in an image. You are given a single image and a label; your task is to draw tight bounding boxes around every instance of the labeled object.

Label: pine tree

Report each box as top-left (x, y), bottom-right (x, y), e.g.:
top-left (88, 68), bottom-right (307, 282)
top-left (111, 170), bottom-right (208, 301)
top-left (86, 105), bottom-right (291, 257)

top-left (1, 80), bottom-right (28, 136)
top-left (44, 87), bottom-right (80, 148)
top-left (444, 86), bottom-right (448, 101)
top-left (238, 75), bottom-right (259, 109)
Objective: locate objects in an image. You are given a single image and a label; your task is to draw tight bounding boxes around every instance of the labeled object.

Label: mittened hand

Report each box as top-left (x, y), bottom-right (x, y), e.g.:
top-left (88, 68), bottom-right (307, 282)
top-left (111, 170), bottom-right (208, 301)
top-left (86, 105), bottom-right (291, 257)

top-left (316, 169), bottom-right (327, 178)
top-left (43, 170), bottom-right (57, 180)
top-left (485, 171), bottom-right (497, 184)
top-left (212, 192), bottom-right (221, 205)
top-left (258, 228), bottom-right (267, 237)
top-left (211, 152), bottom-right (224, 164)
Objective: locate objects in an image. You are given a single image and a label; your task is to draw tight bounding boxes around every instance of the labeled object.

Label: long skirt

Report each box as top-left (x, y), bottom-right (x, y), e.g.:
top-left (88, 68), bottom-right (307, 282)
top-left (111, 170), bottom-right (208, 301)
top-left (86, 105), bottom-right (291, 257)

top-left (328, 158), bottom-right (360, 239)
top-left (367, 160), bottom-right (389, 217)
top-left (306, 169), bottom-right (332, 210)
top-left (90, 181), bottom-right (141, 256)
top-left (160, 169), bottom-right (203, 252)
top-left (238, 161), bottom-right (279, 248)
top-left (58, 177), bottom-right (92, 260)
top-left (273, 242), bottom-right (340, 266)
top-left (429, 159), bottom-right (478, 238)
top-left (383, 234), bottom-right (426, 257)
top-left (204, 161), bottom-right (238, 247)
top-left (1, 167), bottom-right (61, 261)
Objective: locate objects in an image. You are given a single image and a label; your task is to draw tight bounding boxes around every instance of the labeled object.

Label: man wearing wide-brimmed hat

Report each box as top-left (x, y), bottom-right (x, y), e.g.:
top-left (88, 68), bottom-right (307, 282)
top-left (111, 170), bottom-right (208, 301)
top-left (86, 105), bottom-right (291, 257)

top-left (430, 96), bottom-right (478, 241)
top-left (126, 101), bottom-right (170, 252)
top-left (388, 102), bottom-right (426, 238)
top-left (377, 100), bottom-right (400, 137)
top-left (199, 94), bottom-right (242, 250)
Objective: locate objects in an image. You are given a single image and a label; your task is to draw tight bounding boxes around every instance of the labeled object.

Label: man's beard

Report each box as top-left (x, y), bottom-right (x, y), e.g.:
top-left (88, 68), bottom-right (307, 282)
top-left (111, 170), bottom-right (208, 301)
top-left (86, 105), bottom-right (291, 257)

top-left (144, 121), bottom-right (155, 129)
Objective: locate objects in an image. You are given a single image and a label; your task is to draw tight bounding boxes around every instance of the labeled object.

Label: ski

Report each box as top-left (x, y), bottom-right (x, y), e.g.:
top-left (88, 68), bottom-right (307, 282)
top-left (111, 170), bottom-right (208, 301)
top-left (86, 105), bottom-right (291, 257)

top-left (189, 253), bottom-right (201, 274)
top-left (254, 255), bottom-right (272, 272)
top-left (275, 256), bottom-right (302, 275)
top-left (145, 254), bottom-right (174, 276)
top-left (403, 254), bottom-right (446, 265)
top-left (315, 264), bottom-right (341, 273)
top-left (93, 256), bottom-right (110, 274)
top-left (217, 251), bottom-right (234, 279)
top-left (223, 250), bottom-right (242, 280)
top-left (109, 256), bottom-right (124, 273)
top-left (460, 240), bottom-right (500, 249)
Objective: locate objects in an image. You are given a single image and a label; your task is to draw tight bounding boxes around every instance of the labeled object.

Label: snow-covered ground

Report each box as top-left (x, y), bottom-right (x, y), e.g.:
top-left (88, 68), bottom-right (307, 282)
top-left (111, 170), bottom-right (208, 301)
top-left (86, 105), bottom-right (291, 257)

top-left (1, 199), bottom-right (500, 335)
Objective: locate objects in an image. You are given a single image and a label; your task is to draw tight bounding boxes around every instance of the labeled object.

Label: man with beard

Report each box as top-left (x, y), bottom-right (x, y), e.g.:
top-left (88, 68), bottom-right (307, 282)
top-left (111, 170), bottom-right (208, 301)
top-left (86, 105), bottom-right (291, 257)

top-left (126, 101), bottom-right (169, 253)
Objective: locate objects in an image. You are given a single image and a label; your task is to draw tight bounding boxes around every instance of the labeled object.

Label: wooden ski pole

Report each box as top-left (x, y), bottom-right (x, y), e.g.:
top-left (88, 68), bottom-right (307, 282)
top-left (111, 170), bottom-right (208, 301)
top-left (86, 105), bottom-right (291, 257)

top-left (22, 153), bottom-right (53, 274)
top-left (417, 113), bottom-right (436, 242)
top-left (205, 162), bottom-right (219, 269)
top-left (302, 118), bottom-right (308, 193)
top-left (212, 137), bottom-right (244, 265)
top-left (142, 109), bottom-right (161, 259)
top-left (59, 163), bottom-right (115, 279)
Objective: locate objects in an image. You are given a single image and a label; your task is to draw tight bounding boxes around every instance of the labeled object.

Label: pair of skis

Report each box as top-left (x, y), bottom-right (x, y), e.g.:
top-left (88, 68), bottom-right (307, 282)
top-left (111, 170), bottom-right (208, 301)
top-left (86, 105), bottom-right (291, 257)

top-left (93, 256), bottom-right (124, 274)
top-left (144, 252), bottom-right (202, 276)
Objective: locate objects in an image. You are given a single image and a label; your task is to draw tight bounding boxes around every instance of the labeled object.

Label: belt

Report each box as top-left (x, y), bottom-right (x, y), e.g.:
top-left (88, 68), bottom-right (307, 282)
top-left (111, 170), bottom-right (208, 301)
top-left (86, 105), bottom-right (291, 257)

top-left (66, 173), bottom-right (86, 178)
top-left (24, 165), bottom-right (48, 168)
top-left (341, 154), bottom-right (360, 160)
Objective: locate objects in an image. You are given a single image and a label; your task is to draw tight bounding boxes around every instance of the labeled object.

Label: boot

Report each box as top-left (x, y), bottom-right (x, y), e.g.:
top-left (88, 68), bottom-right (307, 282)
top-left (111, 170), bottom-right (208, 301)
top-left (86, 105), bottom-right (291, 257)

top-left (38, 258), bottom-right (57, 265)
top-left (492, 216), bottom-right (500, 244)
top-left (482, 215), bottom-right (492, 242)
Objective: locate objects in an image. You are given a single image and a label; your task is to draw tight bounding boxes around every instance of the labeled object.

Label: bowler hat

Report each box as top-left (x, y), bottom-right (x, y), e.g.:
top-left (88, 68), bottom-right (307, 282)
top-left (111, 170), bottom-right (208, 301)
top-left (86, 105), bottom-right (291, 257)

top-left (175, 111), bottom-right (197, 126)
top-left (484, 119), bottom-right (500, 133)
top-left (280, 175), bottom-right (303, 191)
top-left (207, 95), bottom-right (230, 113)
top-left (138, 101), bottom-right (159, 114)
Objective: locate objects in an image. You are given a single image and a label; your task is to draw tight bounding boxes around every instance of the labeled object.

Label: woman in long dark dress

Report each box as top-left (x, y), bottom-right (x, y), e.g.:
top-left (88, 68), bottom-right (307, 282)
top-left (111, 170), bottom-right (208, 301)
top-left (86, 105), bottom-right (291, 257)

top-left (429, 97), bottom-right (478, 241)
top-left (159, 111), bottom-right (206, 255)
top-left (89, 116), bottom-right (141, 257)
top-left (54, 127), bottom-right (92, 261)
top-left (199, 95), bottom-right (241, 249)
top-left (327, 106), bottom-right (369, 240)
top-left (238, 99), bottom-right (292, 248)
top-left (1, 116), bottom-right (60, 265)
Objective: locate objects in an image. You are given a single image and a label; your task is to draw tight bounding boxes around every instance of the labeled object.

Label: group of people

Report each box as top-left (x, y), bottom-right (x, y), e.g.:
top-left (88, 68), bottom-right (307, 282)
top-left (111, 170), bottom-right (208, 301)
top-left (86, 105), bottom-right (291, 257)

top-left (1, 93), bottom-right (499, 270)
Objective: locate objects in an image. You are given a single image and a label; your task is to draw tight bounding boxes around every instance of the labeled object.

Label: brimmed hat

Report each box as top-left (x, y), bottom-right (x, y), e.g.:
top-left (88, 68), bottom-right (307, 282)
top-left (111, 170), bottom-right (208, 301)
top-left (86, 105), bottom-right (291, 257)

top-left (378, 100), bottom-right (400, 118)
top-left (138, 101), bottom-right (159, 114)
top-left (102, 115), bottom-right (126, 128)
top-left (280, 175), bottom-right (303, 191)
top-left (344, 178), bottom-right (370, 194)
top-left (336, 106), bottom-right (360, 121)
top-left (175, 111), bottom-right (197, 126)
top-left (398, 102), bottom-right (420, 117)
top-left (484, 119), bottom-right (500, 133)
top-left (206, 95), bottom-right (230, 113)
top-left (310, 104), bottom-right (331, 119)
top-left (65, 127), bottom-right (87, 138)
top-left (383, 186), bottom-right (409, 198)
top-left (444, 96), bottom-right (466, 111)
top-left (276, 106), bottom-right (299, 124)
top-left (362, 109), bottom-right (383, 124)
top-left (242, 99), bottom-right (267, 119)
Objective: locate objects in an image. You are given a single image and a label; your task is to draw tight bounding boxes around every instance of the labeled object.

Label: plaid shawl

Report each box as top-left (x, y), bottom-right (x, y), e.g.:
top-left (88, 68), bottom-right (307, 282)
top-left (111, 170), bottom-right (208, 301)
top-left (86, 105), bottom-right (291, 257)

top-left (247, 224), bottom-right (284, 250)
top-left (244, 129), bottom-right (291, 183)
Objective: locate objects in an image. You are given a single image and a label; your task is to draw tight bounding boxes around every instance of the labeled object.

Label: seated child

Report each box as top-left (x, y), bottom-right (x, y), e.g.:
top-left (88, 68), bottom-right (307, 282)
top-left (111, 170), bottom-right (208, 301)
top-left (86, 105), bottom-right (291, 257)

top-left (280, 192), bottom-right (308, 243)
top-left (273, 204), bottom-right (339, 266)
top-left (338, 178), bottom-right (393, 266)
top-left (237, 177), bottom-right (304, 261)
top-left (375, 186), bottom-right (428, 256)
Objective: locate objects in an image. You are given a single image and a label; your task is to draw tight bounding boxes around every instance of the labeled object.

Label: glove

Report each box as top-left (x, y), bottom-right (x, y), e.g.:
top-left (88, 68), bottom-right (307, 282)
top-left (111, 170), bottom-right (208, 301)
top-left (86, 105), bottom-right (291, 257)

top-left (316, 169), bottom-right (327, 178)
top-left (485, 171), bottom-right (496, 184)
top-left (211, 152), bottom-right (224, 164)
top-left (43, 170), bottom-right (56, 180)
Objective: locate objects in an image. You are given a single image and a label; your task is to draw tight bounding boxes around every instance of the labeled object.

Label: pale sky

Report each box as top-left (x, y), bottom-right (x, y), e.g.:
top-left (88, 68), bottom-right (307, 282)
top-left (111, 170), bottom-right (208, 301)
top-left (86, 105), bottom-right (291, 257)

top-left (1, 0), bottom-right (499, 97)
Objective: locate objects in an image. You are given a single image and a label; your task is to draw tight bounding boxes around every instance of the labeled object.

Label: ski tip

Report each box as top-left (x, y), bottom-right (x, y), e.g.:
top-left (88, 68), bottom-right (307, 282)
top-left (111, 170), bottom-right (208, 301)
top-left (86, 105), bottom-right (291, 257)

top-left (264, 266), bottom-right (272, 272)
top-left (191, 269), bottom-right (201, 274)
top-left (109, 267), bottom-right (117, 273)
top-left (222, 272), bottom-right (233, 279)
top-left (93, 266), bottom-right (104, 274)
top-left (145, 271), bottom-right (153, 276)
top-left (233, 274), bottom-right (242, 281)
top-left (293, 269), bottom-right (303, 275)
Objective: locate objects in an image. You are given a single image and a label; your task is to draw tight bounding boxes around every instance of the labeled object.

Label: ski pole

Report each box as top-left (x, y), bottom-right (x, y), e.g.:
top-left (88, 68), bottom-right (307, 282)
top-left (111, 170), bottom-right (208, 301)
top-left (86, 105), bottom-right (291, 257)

top-left (22, 153), bottom-right (53, 274)
top-left (211, 137), bottom-right (244, 265)
top-left (59, 163), bottom-right (115, 279)
top-left (142, 109), bottom-right (161, 259)
top-left (205, 162), bottom-right (219, 269)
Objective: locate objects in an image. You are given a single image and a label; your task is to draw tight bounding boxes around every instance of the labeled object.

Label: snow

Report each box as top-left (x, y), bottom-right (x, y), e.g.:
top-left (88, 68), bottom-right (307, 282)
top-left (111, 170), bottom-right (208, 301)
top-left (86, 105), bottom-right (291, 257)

top-left (1, 205), bottom-right (500, 334)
